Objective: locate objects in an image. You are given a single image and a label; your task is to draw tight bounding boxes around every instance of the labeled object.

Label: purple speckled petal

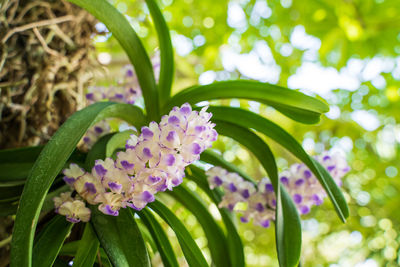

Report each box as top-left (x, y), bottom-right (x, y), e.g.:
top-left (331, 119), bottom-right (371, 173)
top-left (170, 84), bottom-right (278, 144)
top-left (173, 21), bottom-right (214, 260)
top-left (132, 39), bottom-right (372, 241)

top-left (127, 203), bottom-right (141, 211)
top-left (213, 176), bottom-right (223, 186)
top-left (227, 203), bottom-right (235, 211)
top-left (195, 126), bottom-right (206, 133)
top-left (94, 164), bottom-right (107, 177)
top-left (108, 182), bottom-right (122, 192)
top-left (211, 130), bottom-right (218, 141)
top-left (168, 115), bottom-right (180, 125)
top-left (242, 189), bottom-right (250, 199)
top-left (240, 217), bottom-right (249, 223)
top-left (94, 126), bottom-right (104, 134)
top-left (255, 202), bottom-right (265, 212)
top-left (192, 143), bottom-right (202, 155)
top-left (300, 205), bottom-right (310, 214)
top-left (156, 181), bottom-right (168, 192)
top-left (295, 179), bottom-right (304, 186)
top-left (293, 194), bottom-right (303, 204)
top-left (83, 137), bottom-right (91, 143)
top-left (143, 147), bottom-right (153, 158)
top-left (104, 205), bottom-right (119, 216)
top-left (166, 131), bottom-right (176, 142)
top-left (121, 160), bottom-right (134, 170)
top-left (228, 183), bottom-right (237, 192)
top-left (312, 194), bottom-right (323, 205)
top-left (63, 176), bottom-right (75, 185)
top-left (66, 216), bottom-right (80, 223)
top-left (260, 220), bottom-right (270, 228)
top-left (85, 93), bottom-right (94, 100)
top-left (126, 69), bottom-right (134, 77)
top-left (265, 183), bottom-right (274, 192)
top-left (280, 176), bottom-right (289, 185)
top-left (327, 165), bottom-right (335, 172)
top-left (115, 93), bottom-right (124, 99)
top-left (304, 170), bottom-right (312, 178)
top-left (142, 191), bottom-right (155, 202)
top-left (125, 144), bottom-right (135, 150)
top-left (148, 175), bottom-right (161, 183)
top-left (85, 182), bottom-right (97, 194)
top-left (180, 105), bottom-right (191, 115)
top-left (165, 154), bottom-right (175, 166)
top-left (141, 127), bottom-right (154, 138)
top-left (172, 178), bottom-right (182, 186)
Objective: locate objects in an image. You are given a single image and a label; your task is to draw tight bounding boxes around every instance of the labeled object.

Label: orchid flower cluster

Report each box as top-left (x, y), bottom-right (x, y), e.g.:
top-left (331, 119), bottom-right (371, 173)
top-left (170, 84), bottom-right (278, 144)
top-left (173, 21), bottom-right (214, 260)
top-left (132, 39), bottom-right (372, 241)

top-left (207, 151), bottom-right (350, 228)
top-left (81, 65), bottom-right (143, 149)
top-left (81, 53), bottom-right (160, 149)
top-left (54, 103), bottom-right (218, 223)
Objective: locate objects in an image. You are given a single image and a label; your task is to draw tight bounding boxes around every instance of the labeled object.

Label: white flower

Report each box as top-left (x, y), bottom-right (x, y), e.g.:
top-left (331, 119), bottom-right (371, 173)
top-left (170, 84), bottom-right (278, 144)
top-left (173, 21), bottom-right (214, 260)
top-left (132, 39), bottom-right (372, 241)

top-left (55, 103), bottom-right (218, 220)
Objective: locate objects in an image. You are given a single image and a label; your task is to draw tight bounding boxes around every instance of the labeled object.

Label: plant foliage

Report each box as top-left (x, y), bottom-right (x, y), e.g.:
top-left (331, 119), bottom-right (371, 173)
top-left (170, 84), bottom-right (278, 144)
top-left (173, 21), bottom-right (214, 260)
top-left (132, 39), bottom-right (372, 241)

top-left (3, 0), bottom-right (349, 266)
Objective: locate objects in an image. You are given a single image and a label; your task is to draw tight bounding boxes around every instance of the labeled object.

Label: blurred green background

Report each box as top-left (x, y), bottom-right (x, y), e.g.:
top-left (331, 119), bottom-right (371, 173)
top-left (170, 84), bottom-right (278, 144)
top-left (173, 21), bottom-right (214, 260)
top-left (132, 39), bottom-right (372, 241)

top-left (94, 0), bottom-right (400, 266)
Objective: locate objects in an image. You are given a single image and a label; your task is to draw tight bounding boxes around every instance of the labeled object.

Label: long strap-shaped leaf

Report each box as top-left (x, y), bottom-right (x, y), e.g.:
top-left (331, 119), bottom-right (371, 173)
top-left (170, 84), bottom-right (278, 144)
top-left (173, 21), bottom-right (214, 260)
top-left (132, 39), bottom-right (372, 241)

top-left (148, 200), bottom-right (208, 267)
top-left (72, 223), bottom-right (100, 267)
top-left (185, 165), bottom-right (245, 267)
top-left (90, 207), bottom-right (150, 267)
top-left (0, 184), bottom-right (23, 202)
top-left (10, 102), bottom-right (145, 267)
top-left (0, 148), bottom-right (85, 186)
top-left (214, 121), bottom-right (301, 267)
top-left (145, 0), bottom-right (174, 105)
top-left (0, 145), bottom-right (44, 163)
top-left (138, 209), bottom-right (179, 267)
top-left (68, 0), bottom-right (159, 121)
top-left (208, 106), bottom-right (349, 222)
top-left (0, 201), bottom-right (18, 216)
top-left (162, 81), bottom-right (328, 124)
top-left (169, 185), bottom-right (231, 267)
top-left (59, 241), bottom-right (111, 267)
top-left (32, 215), bottom-right (73, 267)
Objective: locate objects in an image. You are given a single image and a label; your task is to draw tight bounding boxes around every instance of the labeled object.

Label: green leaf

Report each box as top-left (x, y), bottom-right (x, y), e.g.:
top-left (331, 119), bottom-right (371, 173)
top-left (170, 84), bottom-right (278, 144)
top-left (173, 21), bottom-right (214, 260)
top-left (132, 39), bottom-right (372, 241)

top-left (138, 209), bottom-right (179, 267)
top-left (106, 130), bottom-right (135, 158)
top-left (0, 146), bottom-right (43, 163)
top-left (10, 102), bottom-right (145, 267)
top-left (68, 0), bottom-right (159, 121)
top-left (59, 241), bottom-right (112, 267)
top-left (32, 215), bottom-right (73, 267)
top-left (145, 0), bottom-right (174, 104)
top-left (136, 219), bottom-right (158, 252)
top-left (209, 106), bottom-right (349, 222)
top-left (0, 148), bottom-right (86, 186)
top-left (185, 165), bottom-right (245, 267)
top-left (90, 207), bottom-right (150, 267)
top-left (163, 81), bottom-right (328, 124)
top-left (274, 105), bottom-right (323, 124)
top-left (169, 185), bottom-right (231, 267)
top-left (214, 121), bottom-right (301, 267)
top-left (0, 162), bottom-right (34, 185)
top-left (148, 200), bottom-right (208, 267)
top-left (72, 223), bottom-right (99, 267)
top-left (0, 185), bottom-right (23, 202)
top-left (311, 159), bottom-right (349, 221)
top-left (0, 201), bottom-right (18, 216)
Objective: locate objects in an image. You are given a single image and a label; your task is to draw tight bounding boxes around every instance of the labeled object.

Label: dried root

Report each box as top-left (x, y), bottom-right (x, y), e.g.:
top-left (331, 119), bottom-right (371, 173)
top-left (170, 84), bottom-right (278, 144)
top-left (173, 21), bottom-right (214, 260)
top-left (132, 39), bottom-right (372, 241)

top-left (0, 0), bottom-right (98, 148)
